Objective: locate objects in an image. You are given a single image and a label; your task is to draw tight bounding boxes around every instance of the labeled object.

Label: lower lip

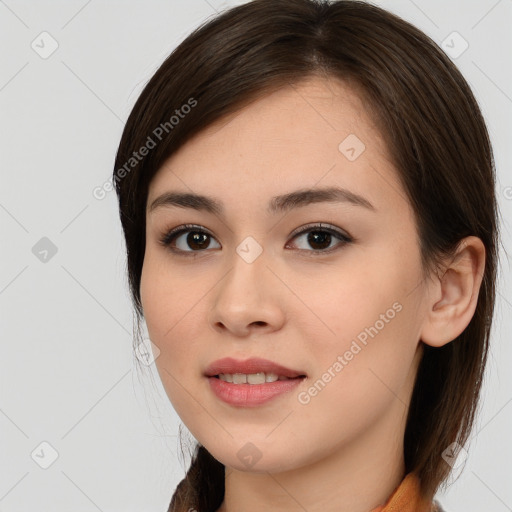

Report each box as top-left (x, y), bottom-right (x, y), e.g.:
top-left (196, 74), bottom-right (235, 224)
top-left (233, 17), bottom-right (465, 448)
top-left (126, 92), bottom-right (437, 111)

top-left (207, 376), bottom-right (305, 407)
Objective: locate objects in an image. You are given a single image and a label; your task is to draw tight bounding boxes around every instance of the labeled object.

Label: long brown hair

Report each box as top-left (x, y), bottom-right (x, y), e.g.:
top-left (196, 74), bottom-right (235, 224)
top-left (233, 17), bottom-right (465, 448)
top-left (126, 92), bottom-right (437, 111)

top-left (112, 0), bottom-right (500, 510)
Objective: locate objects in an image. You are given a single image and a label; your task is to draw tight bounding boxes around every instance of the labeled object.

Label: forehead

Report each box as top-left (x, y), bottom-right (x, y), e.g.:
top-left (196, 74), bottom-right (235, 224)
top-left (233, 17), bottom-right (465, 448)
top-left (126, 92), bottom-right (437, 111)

top-left (186, 75), bottom-right (384, 148)
top-left (148, 76), bottom-right (401, 211)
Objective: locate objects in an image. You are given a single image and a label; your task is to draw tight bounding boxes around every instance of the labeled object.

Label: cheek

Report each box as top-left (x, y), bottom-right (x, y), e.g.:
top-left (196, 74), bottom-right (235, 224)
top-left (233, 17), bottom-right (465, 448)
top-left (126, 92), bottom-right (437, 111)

top-left (297, 253), bottom-right (423, 408)
top-left (289, 257), bottom-right (404, 351)
top-left (140, 253), bottom-right (208, 378)
top-left (140, 259), bottom-right (203, 421)
top-left (141, 252), bottom-right (191, 339)
top-left (295, 305), bottom-right (420, 448)
top-left (140, 256), bottom-right (167, 340)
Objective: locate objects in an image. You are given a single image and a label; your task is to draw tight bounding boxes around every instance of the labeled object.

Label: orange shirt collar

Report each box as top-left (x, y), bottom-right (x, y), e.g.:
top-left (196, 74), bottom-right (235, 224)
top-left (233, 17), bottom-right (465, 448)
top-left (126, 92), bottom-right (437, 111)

top-left (370, 473), bottom-right (432, 512)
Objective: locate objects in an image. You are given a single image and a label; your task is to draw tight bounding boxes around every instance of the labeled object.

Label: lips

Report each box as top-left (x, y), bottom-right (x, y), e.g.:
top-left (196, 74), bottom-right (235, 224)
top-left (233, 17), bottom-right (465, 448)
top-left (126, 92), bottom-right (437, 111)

top-left (204, 357), bottom-right (306, 379)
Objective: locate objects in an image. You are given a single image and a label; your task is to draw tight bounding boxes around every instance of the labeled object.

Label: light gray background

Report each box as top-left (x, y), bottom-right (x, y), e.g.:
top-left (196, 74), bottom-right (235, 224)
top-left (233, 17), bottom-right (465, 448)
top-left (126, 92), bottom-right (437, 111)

top-left (0, 0), bottom-right (511, 511)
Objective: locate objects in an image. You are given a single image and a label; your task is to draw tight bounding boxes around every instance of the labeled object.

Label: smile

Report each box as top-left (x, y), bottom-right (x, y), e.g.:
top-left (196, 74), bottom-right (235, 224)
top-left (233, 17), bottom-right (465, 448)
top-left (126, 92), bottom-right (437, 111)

top-left (217, 372), bottom-right (295, 383)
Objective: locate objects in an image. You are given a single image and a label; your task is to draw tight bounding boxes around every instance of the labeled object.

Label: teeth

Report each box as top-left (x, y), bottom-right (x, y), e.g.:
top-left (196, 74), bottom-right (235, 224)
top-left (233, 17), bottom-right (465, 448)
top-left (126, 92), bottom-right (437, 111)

top-left (218, 372), bottom-right (287, 384)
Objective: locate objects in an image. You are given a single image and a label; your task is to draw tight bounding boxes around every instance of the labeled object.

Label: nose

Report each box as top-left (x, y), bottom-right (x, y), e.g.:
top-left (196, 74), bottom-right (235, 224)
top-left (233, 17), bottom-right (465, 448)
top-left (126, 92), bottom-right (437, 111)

top-left (208, 248), bottom-right (286, 338)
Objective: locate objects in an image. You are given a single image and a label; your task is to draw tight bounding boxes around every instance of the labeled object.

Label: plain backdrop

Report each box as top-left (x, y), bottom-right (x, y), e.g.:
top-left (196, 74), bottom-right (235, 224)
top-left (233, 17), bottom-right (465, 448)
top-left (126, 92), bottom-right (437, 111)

top-left (0, 0), bottom-right (511, 511)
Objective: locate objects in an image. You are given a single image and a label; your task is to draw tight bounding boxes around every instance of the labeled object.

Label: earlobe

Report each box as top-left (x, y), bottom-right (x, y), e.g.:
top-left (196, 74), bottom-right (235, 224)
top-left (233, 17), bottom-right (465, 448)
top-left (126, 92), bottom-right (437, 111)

top-left (420, 236), bottom-right (486, 348)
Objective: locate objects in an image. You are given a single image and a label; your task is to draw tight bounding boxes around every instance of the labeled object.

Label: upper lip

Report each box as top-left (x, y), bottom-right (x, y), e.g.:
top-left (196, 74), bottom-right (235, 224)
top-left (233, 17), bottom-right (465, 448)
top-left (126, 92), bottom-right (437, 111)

top-left (204, 357), bottom-right (306, 378)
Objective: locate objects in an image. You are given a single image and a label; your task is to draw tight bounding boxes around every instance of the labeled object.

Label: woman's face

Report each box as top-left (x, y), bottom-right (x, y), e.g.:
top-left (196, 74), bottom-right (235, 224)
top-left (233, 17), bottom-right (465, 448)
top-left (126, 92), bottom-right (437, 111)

top-left (141, 76), bottom-right (430, 473)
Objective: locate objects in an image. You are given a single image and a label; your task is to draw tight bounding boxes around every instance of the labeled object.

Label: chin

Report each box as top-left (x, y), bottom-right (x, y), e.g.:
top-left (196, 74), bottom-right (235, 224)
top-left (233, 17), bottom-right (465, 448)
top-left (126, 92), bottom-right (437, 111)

top-left (205, 440), bottom-right (306, 474)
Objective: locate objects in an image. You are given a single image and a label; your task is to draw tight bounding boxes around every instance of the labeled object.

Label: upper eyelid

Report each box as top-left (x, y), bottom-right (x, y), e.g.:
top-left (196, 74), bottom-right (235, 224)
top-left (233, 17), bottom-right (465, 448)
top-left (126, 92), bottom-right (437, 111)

top-left (288, 222), bottom-right (350, 239)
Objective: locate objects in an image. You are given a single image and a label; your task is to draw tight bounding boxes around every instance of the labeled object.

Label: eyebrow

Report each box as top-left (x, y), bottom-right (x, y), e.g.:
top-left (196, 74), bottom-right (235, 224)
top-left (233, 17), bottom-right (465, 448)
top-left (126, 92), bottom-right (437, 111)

top-left (148, 186), bottom-right (376, 217)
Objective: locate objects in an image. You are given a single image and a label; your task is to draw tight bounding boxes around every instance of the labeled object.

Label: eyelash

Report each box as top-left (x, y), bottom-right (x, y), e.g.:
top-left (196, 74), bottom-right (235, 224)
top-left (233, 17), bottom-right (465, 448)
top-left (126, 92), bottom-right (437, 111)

top-left (158, 223), bottom-right (353, 258)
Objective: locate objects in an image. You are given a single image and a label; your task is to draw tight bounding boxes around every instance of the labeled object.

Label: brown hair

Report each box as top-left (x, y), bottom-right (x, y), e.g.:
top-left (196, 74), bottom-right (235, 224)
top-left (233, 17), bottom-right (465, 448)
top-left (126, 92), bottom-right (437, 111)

top-left (112, 0), bottom-right (500, 509)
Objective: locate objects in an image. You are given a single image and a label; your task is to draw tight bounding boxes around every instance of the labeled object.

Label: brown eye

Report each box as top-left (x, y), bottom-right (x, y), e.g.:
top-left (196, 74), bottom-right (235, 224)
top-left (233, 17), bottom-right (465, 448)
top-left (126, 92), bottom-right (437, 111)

top-left (183, 231), bottom-right (210, 250)
top-left (287, 224), bottom-right (352, 255)
top-left (160, 224), bottom-right (220, 254)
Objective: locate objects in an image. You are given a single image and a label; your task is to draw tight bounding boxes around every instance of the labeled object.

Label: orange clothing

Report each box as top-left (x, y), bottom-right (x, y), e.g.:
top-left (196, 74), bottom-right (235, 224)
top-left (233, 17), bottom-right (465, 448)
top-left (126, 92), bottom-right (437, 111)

top-left (370, 473), bottom-right (444, 512)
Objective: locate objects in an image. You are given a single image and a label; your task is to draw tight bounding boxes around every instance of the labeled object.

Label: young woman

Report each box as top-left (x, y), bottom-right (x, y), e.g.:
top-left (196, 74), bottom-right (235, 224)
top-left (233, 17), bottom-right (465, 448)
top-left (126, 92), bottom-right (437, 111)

top-left (112, 1), bottom-right (500, 511)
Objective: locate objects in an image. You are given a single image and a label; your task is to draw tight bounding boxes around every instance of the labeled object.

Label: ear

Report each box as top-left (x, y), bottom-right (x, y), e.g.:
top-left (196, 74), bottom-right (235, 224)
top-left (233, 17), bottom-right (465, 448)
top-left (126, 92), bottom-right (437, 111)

top-left (420, 236), bottom-right (486, 348)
